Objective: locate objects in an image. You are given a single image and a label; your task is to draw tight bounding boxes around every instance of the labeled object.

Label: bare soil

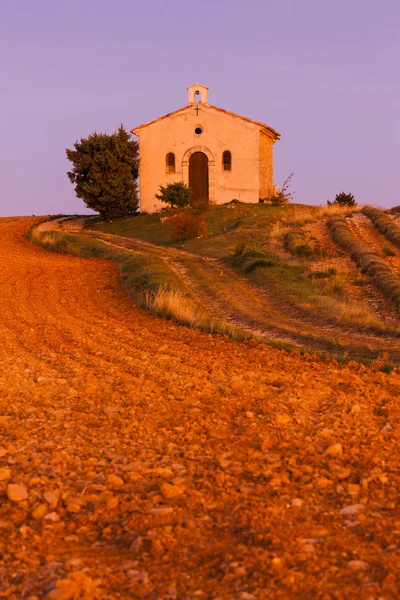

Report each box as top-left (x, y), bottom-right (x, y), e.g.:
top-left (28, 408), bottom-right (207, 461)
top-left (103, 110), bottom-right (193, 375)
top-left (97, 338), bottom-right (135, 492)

top-left (1, 218), bottom-right (400, 599)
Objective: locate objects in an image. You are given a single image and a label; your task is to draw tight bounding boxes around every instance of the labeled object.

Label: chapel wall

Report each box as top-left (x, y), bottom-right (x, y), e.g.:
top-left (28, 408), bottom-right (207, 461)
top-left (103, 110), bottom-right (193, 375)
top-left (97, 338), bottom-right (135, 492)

top-left (137, 106), bottom-right (265, 213)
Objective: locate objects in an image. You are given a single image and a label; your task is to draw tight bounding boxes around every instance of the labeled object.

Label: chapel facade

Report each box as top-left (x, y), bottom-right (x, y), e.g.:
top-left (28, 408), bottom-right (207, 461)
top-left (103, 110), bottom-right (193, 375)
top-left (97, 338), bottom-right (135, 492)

top-left (131, 84), bottom-right (281, 213)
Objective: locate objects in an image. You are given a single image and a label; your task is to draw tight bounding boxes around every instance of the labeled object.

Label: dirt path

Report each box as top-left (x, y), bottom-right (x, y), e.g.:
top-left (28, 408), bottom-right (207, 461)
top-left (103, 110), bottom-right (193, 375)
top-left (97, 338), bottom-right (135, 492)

top-left (81, 229), bottom-right (400, 363)
top-left (4, 217), bottom-right (399, 599)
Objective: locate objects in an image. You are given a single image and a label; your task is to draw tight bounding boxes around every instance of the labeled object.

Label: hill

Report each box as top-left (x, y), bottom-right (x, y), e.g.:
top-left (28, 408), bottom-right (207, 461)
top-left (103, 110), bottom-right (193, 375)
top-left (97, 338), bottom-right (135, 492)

top-left (31, 203), bottom-right (400, 366)
top-left (2, 216), bottom-right (400, 598)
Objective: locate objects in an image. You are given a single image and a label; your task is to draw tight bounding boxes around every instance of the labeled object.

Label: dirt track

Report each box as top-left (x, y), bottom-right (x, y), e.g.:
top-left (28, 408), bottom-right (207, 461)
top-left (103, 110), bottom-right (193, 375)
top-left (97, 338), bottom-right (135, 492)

top-left (1, 218), bottom-right (400, 599)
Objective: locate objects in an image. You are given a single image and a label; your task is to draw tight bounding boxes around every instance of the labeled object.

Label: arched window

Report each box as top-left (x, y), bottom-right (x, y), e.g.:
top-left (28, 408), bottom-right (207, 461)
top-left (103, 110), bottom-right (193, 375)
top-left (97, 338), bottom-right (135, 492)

top-left (166, 152), bottom-right (175, 173)
top-left (222, 150), bottom-right (232, 171)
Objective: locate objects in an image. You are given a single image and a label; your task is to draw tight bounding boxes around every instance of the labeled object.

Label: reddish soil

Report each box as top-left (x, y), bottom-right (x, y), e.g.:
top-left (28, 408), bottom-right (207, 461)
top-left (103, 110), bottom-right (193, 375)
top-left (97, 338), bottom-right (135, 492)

top-left (1, 218), bottom-right (400, 599)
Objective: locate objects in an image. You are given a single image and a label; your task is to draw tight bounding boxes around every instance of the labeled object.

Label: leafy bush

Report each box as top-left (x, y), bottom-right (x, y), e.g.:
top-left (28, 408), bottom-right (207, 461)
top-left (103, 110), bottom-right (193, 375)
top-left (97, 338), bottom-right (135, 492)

top-left (363, 206), bottom-right (400, 248)
top-left (66, 125), bottom-right (139, 218)
top-left (155, 182), bottom-right (191, 210)
top-left (166, 210), bottom-right (207, 241)
top-left (328, 192), bottom-right (356, 207)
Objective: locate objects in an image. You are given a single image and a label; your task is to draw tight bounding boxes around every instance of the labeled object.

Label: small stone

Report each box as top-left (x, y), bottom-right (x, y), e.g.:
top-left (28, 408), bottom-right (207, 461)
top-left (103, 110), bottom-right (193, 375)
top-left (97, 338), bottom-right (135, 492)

top-left (340, 504), bottom-right (365, 516)
top-left (44, 491), bottom-right (59, 510)
top-left (276, 414), bottom-right (291, 425)
top-left (348, 560), bottom-right (369, 570)
top-left (106, 496), bottom-right (119, 510)
top-left (239, 594), bottom-right (257, 600)
top-left (149, 506), bottom-right (174, 515)
top-left (315, 476), bottom-right (333, 489)
top-left (107, 474), bottom-right (124, 489)
top-left (347, 483), bottom-right (360, 496)
top-left (43, 512), bottom-right (60, 522)
top-left (325, 443), bottom-right (343, 457)
top-left (7, 483), bottom-right (28, 502)
top-left (160, 482), bottom-right (185, 499)
top-left (0, 467), bottom-right (11, 481)
top-left (32, 504), bottom-right (47, 520)
top-left (291, 498), bottom-right (303, 507)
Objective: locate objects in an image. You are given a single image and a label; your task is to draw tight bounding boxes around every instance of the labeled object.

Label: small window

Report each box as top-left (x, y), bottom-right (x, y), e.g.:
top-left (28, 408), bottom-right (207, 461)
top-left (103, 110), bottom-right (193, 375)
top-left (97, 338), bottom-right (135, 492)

top-left (194, 126), bottom-right (203, 135)
top-left (166, 152), bottom-right (175, 173)
top-left (223, 150), bottom-right (232, 171)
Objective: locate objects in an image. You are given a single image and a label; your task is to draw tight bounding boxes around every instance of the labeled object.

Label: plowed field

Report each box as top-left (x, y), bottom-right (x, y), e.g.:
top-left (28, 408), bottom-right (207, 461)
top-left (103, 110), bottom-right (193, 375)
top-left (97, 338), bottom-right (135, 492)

top-left (1, 218), bottom-right (399, 599)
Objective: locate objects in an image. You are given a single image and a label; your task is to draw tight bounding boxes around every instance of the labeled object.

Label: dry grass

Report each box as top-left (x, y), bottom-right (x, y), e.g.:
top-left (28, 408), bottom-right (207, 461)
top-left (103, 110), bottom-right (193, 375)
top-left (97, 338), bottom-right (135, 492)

top-left (317, 295), bottom-right (383, 329)
top-left (290, 204), bottom-right (360, 226)
top-left (150, 287), bottom-right (207, 327)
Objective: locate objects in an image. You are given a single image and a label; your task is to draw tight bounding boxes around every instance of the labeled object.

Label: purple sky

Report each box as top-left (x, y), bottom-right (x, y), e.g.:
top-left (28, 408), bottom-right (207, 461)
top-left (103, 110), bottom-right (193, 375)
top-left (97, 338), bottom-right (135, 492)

top-left (1, 0), bottom-right (399, 216)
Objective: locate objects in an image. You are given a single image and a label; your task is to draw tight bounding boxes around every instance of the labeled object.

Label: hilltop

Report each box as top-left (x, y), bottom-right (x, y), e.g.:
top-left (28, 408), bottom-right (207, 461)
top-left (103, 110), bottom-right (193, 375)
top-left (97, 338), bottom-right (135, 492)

top-left (32, 202), bottom-right (400, 366)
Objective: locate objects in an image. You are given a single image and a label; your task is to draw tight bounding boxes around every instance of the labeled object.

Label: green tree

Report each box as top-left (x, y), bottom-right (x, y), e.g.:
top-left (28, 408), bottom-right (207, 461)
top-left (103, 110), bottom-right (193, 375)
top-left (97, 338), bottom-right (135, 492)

top-left (155, 182), bottom-right (191, 210)
top-left (66, 125), bottom-right (139, 218)
top-left (328, 192), bottom-right (356, 207)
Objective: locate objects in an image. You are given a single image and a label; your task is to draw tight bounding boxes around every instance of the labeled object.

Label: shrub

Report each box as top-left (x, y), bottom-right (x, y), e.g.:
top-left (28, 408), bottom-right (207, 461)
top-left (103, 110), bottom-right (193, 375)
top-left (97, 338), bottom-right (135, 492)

top-left (155, 182), bottom-right (191, 210)
top-left (363, 206), bottom-right (400, 248)
top-left (328, 192), bottom-right (356, 207)
top-left (328, 216), bottom-right (400, 306)
top-left (244, 259), bottom-right (276, 273)
top-left (166, 209), bottom-right (207, 241)
top-left (310, 267), bottom-right (337, 279)
top-left (66, 125), bottom-right (139, 218)
top-left (284, 228), bottom-right (313, 257)
top-left (382, 244), bottom-right (395, 257)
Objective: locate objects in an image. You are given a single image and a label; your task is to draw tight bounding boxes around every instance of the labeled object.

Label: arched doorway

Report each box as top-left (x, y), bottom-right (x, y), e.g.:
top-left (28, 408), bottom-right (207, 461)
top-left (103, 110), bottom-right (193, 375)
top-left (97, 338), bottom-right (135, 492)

top-left (189, 152), bottom-right (209, 205)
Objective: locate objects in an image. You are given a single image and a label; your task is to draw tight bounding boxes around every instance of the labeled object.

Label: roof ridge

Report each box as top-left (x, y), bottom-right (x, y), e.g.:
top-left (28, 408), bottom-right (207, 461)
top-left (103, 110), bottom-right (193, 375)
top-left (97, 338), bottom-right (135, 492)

top-left (131, 104), bottom-right (280, 139)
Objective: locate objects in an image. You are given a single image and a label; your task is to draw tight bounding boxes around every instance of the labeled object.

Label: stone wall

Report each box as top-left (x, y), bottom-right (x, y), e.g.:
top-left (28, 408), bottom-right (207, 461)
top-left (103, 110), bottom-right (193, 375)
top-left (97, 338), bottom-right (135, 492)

top-left (259, 132), bottom-right (274, 200)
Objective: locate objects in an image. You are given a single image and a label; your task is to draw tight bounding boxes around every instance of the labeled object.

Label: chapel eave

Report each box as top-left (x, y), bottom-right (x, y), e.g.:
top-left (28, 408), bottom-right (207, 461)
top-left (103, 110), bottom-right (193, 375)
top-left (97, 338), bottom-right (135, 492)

top-left (131, 104), bottom-right (281, 141)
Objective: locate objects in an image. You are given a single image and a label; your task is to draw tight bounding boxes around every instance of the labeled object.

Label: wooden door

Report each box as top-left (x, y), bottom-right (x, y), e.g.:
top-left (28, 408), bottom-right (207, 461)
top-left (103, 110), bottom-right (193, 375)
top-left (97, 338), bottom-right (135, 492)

top-left (189, 152), bottom-right (209, 205)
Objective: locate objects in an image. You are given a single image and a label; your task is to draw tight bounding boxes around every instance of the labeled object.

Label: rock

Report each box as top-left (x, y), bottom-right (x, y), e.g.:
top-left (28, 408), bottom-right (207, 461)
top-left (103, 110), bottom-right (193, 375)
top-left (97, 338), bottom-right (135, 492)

top-left (315, 476), bottom-right (333, 489)
top-left (0, 467), bottom-right (11, 481)
top-left (325, 443), bottom-right (343, 457)
top-left (340, 504), bottom-right (365, 516)
top-left (43, 512), bottom-right (60, 522)
top-left (160, 482), bottom-right (185, 499)
top-left (239, 593), bottom-right (257, 600)
top-left (149, 506), bottom-right (174, 515)
top-left (32, 503), bottom-right (47, 520)
top-left (107, 474), bottom-right (124, 489)
top-left (348, 560), bottom-right (369, 570)
top-left (7, 483), bottom-right (28, 502)
top-left (44, 491), bottom-right (59, 510)
top-left (291, 498), bottom-right (303, 507)
top-left (276, 414), bottom-right (291, 425)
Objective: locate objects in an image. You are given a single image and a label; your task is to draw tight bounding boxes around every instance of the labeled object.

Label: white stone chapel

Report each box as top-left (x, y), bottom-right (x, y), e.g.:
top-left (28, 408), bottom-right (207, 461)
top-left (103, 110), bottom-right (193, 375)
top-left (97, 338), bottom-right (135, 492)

top-left (131, 84), bottom-right (280, 213)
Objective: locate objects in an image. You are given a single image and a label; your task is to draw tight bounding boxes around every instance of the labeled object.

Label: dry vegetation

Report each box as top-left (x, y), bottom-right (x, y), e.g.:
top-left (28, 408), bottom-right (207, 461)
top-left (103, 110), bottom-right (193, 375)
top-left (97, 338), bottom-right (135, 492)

top-left (32, 202), bottom-right (400, 366)
top-left (1, 217), bottom-right (400, 599)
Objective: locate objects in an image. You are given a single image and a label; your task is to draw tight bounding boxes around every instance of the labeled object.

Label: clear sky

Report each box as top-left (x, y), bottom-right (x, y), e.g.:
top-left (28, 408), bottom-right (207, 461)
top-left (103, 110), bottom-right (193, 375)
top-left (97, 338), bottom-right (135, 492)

top-left (1, 0), bottom-right (399, 216)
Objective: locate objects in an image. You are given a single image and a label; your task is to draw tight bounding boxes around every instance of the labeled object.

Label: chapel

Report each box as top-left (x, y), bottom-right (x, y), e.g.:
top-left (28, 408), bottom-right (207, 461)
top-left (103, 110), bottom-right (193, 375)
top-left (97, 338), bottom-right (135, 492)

top-left (131, 84), bottom-right (281, 213)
